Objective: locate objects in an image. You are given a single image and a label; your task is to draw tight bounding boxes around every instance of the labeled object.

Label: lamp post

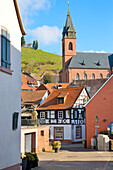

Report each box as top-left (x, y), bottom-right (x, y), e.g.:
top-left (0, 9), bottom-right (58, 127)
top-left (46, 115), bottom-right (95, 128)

top-left (107, 125), bottom-right (110, 137)
top-left (95, 116), bottom-right (99, 149)
top-left (95, 116), bottom-right (99, 136)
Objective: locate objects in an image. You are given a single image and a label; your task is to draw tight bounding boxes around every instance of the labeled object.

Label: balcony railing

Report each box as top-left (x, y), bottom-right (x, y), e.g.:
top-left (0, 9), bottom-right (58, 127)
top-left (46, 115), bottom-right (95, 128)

top-left (21, 119), bottom-right (46, 127)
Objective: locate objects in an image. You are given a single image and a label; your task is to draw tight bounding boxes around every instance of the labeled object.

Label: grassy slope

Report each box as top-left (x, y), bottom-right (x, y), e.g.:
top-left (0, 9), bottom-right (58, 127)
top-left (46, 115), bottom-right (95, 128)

top-left (21, 47), bottom-right (62, 76)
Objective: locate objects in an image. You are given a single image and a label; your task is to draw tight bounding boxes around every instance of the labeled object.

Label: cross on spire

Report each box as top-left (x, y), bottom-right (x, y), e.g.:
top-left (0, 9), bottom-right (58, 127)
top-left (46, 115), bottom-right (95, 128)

top-left (68, 1), bottom-right (69, 9)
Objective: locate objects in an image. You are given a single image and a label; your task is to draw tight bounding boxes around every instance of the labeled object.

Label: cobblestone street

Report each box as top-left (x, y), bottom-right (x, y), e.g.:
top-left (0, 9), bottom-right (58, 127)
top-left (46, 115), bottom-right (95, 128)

top-left (34, 144), bottom-right (113, 170)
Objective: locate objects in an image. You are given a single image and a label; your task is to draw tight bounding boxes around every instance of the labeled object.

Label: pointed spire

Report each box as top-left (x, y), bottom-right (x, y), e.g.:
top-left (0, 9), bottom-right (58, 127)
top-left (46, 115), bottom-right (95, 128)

top-left (62, 3), bottom-right (76, 39)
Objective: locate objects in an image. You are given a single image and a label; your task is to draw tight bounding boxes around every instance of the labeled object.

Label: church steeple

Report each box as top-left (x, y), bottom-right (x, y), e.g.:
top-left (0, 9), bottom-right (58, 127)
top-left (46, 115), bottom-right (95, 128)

top-left (62, 7), bottom-right (76, 39)
top-left (62, 4), bottom-right (76, 71)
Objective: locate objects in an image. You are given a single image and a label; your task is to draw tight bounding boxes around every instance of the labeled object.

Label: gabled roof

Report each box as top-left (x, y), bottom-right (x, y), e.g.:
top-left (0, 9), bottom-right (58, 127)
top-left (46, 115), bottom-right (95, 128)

top-left (36, 83), bottom-right (53, 93)
top-left (13, 0), bottom-right (26, 35)
top-left (21, 90), bottom-right (47, 105)
top-left (22, 72), bottom-right (38, 85)
top-left (85, 74), bottom-right (113, 107)
top-left (67, 52), bottom-right (113, 69)
top-left (37, 87), bottom-right (85, 110)
top-left (21, 82), bottom-right (34, 91)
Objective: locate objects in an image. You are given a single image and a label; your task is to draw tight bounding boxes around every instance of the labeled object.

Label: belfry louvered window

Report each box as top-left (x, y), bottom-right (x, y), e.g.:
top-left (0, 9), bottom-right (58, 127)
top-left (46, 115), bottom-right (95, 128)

top-left (69, 42), bottom-right (73, 50)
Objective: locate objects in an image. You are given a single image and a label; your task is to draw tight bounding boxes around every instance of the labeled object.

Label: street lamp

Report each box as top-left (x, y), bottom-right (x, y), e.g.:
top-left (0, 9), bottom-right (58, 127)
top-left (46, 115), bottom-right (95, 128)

top-left (95, 116), bottom-right (99, 136)
top-left (107, 125), bottom-right (110, 137)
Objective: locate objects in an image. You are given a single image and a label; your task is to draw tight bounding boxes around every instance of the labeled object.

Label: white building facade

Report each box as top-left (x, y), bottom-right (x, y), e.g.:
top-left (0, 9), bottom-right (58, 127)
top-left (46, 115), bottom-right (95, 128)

top-left (38, 88), bottom-right (89, 143)
top-left (0, 0), bottom-right (25, 169)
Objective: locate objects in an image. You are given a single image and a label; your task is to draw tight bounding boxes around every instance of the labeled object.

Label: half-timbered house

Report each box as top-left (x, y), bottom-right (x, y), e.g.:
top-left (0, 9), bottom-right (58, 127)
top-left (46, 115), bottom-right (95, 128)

top-left (37, 87), bottom-right (90, 143)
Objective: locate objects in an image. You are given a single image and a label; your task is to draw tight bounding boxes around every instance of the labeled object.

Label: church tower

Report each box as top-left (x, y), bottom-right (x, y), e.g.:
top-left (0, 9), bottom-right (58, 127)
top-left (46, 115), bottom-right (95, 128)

top-left (62, 7), bottom-right (76, 68)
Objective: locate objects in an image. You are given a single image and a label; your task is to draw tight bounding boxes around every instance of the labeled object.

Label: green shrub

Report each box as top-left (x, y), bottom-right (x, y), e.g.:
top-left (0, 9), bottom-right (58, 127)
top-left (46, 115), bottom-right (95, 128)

top-left (25, 153), bottom-right (39, 161)
top-left (99, 131), bottom-right (108, 135)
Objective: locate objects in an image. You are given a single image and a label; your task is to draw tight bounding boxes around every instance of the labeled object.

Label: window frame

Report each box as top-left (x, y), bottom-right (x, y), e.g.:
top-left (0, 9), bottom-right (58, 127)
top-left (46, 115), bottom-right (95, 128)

top-left (91, 73), bottom-right (95, 80)
top-left (58, 98), bottom-right (64, 104)
top-left (0, 26), bottom-right (12, 75)
top-left (54, 127), bottom-right (64, 140)
top-left (76, 73), bottom-right (79, 80)
top-left (76, 126), bottom-right (82, 139)
top-left (99, 73), bottom-right (103, 79)
top-left (40, 112), bottom-right (45, 119)
top-left (58, 111), bottom-right (63, 119)
top-left (69, 42), bottom-right (73, 50)
top-left (41, 130), bottom-right (44, 136)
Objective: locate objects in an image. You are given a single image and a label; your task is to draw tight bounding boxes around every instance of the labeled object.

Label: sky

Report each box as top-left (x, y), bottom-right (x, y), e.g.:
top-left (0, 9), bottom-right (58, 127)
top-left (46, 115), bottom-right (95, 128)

top-left (18, 0), bottom-right (113, 55)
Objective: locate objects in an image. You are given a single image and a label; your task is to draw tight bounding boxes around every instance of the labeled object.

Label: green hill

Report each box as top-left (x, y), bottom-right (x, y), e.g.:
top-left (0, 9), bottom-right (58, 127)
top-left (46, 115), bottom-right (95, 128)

top-left (21, 47), bottom-right (62, 77)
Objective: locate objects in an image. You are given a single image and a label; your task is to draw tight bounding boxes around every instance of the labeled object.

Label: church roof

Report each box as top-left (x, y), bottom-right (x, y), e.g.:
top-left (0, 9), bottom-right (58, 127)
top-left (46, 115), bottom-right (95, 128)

top-left (67, 52), bottom-right (113, 69)
top-left (62, 8), bottom-right (76, 39)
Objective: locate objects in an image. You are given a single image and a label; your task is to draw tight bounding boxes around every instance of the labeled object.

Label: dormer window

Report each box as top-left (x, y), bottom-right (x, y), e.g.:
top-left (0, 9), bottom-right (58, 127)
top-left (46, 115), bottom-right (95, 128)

top-left (58, 98), bottom-right (64, 104)
top-left (57, 93), bottom-right (67, 104)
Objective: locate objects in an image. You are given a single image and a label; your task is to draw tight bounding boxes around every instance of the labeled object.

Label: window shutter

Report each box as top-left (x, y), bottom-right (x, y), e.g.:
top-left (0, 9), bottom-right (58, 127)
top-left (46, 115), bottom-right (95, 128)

top-left (82, 111), bottom-right (85, 119)
top-left (45, 112), bottom-right (47, 119)
top-left (73, 111), bottom-right (75, 119)
top-left (37, 112), bottom-right (40, 118)
top-left (63, 110), bottom-right (66, 119)
top-left (55, 111), bottom-right (58, 119)
top-left (77, 110), bottom-right (79, 118)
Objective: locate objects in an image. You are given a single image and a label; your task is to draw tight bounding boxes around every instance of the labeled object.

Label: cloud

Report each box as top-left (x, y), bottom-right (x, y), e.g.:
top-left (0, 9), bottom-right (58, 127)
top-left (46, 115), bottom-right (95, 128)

top-left (18, 0), bottom-right (53, 26)
top-left (28, 25), bottom-right (62, 45)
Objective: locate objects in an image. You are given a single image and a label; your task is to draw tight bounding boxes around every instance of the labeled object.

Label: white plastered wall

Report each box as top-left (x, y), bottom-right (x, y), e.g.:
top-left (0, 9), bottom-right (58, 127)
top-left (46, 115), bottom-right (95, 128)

top-left (0, 0), bottom-right (22, 169)
top-left (49, 125), bottom-right (72, 140)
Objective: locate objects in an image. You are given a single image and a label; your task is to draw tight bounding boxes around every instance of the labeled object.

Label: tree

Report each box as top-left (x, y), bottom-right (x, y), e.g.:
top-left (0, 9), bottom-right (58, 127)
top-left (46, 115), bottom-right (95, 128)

top-left (43, 73), bottom-right (52, 84)
top-left (32, 40), bottom-right (38, 50)
top-left (32, 41), bottom-right (35, 49)
top-left (21, 36), bottom-right (25, 47)
top-left (35, 40), bottom-right (38, 50)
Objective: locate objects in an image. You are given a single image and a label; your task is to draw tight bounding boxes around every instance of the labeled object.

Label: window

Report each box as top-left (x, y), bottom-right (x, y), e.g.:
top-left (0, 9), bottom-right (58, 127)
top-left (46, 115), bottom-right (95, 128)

top-left (41, 130), bottom-right (44, 136)
top-left (83, 73), bottom-right (87, 80)
top-left (107, 74), bottom-right (109, 78)
top-left (51, 111), bottom-right (55, 118)
top-left (40, 112), bottom-right (45, 119)
top-left (1, 28), bottom-right (10, 70)
top-left (58, 111), bottom-right (63, 119)
top-left (91, 73), bottom-right (95, 79)
top-left (74, 111), bottom-right (77, 118)
top-left (69, 42), bottom-right (73, 50)
top-left (76, 126), bottom-right (82, 139)
top-left (55, 127), bottom-right (63, 140)
top-left (58, 98), bottom-right (64, 104)
top-left (76, 73), bottom-right (79, 80)
top-left (99, 73), bottom-right (103, 79)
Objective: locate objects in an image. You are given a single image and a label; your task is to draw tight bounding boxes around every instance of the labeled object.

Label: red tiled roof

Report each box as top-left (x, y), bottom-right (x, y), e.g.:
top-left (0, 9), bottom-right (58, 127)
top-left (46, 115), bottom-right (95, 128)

top-left (36, 84), bottom-right (53, 93)
top-left (21, 90), bottom-right (47, 105)
top-left (21, 73), bottom-right (27, 84)
top-left (37, 87), bottom-right (84, 110)
top-left (21, 82), bottom-right (34, 90)
top-left (46, 83), bottom-right (70, 89)
top-left (21, 72), bottom-right (38, 85)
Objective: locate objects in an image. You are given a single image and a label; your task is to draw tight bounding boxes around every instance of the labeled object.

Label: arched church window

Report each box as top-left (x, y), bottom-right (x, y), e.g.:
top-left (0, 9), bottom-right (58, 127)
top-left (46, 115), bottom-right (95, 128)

top-left (107, 74), bottom-right (109, 78)
top-left (99, 73), bottom-right (103, 79)
top-left (76, 73), bottom-right (79, 80)
top-left (69, 42), bottom-right (73, 50)
top-left (84, 73), bottom-right (87, 80)
top-left (91, 73), bottom-right (95, 79)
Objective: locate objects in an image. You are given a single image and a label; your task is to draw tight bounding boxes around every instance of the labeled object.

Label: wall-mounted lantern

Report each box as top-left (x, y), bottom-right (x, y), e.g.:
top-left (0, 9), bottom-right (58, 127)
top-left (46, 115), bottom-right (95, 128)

top-left (13, 112), bottom-right (19, 130)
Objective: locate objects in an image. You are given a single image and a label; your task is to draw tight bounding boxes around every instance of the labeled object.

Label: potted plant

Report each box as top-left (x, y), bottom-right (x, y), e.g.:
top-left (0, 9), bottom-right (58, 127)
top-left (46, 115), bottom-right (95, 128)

top-left (25, 152), bottom-right (39, 170)
top-left (53, 141), bottom-right (61, 153)
top-left (22, 156), bottom-right (27, 170)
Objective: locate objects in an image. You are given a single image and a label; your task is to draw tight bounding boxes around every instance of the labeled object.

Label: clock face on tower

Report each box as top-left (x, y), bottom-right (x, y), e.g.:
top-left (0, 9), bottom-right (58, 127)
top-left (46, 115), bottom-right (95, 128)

top-left (69, 32), bottom-right (73, 37)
